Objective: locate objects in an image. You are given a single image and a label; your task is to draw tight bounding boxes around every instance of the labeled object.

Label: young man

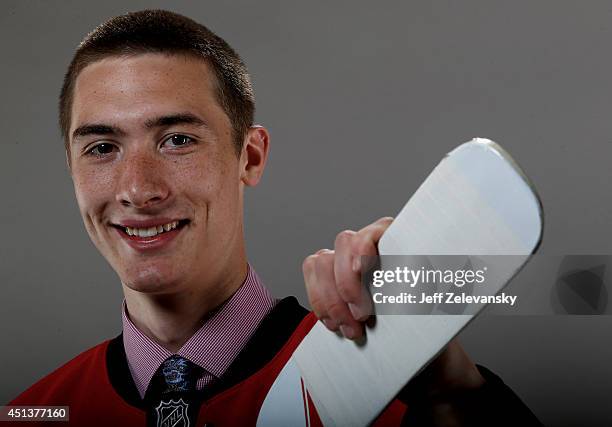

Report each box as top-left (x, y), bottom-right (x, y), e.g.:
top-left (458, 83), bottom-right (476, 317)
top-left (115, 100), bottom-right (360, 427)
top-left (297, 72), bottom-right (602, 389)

top-left (10, 10), bottom-right (541, 426)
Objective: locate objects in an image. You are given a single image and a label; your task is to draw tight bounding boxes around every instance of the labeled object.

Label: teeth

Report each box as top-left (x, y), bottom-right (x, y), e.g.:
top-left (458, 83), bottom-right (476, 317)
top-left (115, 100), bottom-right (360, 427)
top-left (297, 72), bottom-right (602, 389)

top-left (142, 227), bottom-right (156, 237)
top-left (124, 221), bottom-right (180, 238)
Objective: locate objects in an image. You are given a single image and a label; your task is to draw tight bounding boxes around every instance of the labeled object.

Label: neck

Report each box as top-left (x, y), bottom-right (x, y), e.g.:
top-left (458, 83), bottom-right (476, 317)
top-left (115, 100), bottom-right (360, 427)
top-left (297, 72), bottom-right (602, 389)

top-left (122, 260), bottom-right (248, 353)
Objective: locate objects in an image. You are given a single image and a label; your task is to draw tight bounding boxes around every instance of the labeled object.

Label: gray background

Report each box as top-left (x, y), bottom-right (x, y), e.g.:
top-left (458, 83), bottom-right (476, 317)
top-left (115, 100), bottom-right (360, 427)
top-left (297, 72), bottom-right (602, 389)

top-left (2, 1), bottom-right (612, 425)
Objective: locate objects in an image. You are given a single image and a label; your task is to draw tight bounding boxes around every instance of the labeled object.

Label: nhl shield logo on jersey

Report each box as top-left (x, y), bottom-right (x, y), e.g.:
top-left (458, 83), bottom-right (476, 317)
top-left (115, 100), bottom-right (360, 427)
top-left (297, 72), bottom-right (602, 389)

top-left (155, 398), bottom-right (190, 427)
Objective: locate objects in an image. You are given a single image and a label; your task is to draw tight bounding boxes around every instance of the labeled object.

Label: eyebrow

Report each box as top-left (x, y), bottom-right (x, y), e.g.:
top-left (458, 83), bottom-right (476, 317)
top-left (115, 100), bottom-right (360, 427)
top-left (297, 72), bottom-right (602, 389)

top-left (72, 124), bottom-right (125, 141)
top-left (144, 113), bottom-right (208, 130)
top-left (71, 113), bottom-right (209, 143)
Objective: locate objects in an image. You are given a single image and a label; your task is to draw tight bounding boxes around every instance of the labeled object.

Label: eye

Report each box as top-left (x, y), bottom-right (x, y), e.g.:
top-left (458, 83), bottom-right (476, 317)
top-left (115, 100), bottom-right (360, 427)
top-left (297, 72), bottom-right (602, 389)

top-left (163, 134), bottom-right (195, 148)
top-left (86, 142), bottom-right (117, 157)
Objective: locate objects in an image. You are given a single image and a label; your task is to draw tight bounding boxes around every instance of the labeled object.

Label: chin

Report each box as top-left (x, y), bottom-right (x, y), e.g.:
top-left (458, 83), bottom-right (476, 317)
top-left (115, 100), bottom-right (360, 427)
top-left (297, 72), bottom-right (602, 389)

top-left (120, 264), bottom-right (183, 295)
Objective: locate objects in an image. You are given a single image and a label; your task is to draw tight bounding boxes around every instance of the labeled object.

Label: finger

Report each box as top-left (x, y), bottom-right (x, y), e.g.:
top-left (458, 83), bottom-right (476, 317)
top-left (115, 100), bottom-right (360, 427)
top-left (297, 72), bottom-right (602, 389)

top-left (303, 253), bottom-right (326, 318)
top-left (334, 230), bottom-right (372, 321)
top-left (303, 251), bottom-right (339, 331)
top-left (335, 217), bottom-right (393, 320)
top-left (316, 250), bottom-right (364, 339)
top-left (352, 217), bottom-right (394, 272)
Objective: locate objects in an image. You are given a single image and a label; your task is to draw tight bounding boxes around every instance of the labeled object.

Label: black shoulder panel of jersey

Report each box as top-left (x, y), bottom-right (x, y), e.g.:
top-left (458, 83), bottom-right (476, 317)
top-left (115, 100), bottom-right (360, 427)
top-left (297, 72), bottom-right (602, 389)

top-left (206, 296), bottom-right (309, 398)
top-left (106, 331), bottom-right (145, 408)
top-left (106, 296), bottom-right (309, 408)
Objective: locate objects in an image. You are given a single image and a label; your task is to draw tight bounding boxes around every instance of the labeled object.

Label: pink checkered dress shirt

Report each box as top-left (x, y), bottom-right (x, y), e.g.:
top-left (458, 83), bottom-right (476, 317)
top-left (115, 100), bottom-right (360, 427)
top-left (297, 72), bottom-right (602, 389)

top-left (121, 264), bottom-right (277, 398)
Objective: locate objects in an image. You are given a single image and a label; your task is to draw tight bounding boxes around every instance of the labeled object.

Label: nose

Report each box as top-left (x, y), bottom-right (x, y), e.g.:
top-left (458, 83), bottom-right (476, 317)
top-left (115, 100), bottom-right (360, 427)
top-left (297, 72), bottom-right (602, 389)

top-left (115, 151), bottom-right (170, 209)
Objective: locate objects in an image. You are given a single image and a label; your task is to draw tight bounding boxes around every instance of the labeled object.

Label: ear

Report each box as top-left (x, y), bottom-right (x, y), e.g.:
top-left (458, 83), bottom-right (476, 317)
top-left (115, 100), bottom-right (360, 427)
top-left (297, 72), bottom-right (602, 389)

top-left (239, 125), bottom-right (270, 187)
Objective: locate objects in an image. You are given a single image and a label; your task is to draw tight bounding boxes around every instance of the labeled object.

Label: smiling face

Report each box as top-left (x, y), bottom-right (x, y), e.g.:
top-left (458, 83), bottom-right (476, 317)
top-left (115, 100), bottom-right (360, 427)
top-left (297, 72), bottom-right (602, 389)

top-left (68, 53), bottom-right (264, 298)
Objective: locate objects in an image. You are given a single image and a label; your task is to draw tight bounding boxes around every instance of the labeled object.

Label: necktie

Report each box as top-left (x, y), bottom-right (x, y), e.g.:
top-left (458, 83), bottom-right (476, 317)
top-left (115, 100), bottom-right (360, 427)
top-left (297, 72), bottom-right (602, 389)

top-left (152, 355), bottom-right (201, 395)
top-left (145, 356), bottom-right (203, 427)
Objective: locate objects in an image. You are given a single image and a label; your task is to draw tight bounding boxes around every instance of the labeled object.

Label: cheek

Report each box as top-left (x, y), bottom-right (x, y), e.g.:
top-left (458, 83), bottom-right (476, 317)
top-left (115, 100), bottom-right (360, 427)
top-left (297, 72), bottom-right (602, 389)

top-left (183, 153), bottom-right (240, 206)
top-left (73, 180), bottom-right (94, 215)
top-left (210, 158), bottom-right (241, 210)
top-left (72, 168), bottom-right (114, 218)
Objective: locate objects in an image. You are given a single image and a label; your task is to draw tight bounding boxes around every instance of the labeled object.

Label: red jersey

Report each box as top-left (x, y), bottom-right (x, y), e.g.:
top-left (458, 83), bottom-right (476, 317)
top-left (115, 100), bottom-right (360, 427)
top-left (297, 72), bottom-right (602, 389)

top-left (9, 298), bottom-right (406, 426)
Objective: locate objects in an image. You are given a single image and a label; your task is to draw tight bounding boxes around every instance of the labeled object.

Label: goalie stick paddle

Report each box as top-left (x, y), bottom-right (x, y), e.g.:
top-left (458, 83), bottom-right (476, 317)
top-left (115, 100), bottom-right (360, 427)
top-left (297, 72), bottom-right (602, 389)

top-left (257, 138), bottom-right (543, 427)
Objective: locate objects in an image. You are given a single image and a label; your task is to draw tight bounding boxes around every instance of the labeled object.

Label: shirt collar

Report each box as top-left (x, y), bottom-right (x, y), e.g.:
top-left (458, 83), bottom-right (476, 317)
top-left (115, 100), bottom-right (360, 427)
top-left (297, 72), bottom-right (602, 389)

top-left (121, 263), bottom-right (277, 398)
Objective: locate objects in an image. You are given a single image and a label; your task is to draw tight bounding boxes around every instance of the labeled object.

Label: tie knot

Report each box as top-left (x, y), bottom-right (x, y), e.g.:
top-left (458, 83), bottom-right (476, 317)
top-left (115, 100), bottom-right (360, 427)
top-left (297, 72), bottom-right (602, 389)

top-left (155, 355), bottom-right (200, 394)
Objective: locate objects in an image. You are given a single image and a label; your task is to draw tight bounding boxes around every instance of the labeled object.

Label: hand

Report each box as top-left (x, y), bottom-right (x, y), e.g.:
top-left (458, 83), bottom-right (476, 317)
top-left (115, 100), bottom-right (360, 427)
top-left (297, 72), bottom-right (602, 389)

top-left (401, 339), bottom-right (485, 400)
top-left (302, 216), bottom-right (393, 339)
top-left (302, 216), bottom-right (486, 414)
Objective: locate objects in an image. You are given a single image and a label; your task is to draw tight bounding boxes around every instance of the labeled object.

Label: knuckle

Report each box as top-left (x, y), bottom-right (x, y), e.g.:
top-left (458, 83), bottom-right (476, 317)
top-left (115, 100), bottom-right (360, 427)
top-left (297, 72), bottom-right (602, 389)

top-left (326, 300), bottom-right (349, 321)
top-left (309, 295), bottom-right (327, 318)
top-left (337, 280), bottom-right (362, 302)
top-left (317, 250), bottom-right (335, 266)
top-left (335, 229), bottom-right (356, 246)
top-left (302, 255), bottom-right (317, 273)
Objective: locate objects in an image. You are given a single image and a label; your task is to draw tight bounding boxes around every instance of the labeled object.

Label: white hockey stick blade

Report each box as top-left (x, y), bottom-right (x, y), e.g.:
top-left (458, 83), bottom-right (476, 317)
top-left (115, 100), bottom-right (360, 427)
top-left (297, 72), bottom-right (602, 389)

top-left (292, 138), bottom-right (543, 426)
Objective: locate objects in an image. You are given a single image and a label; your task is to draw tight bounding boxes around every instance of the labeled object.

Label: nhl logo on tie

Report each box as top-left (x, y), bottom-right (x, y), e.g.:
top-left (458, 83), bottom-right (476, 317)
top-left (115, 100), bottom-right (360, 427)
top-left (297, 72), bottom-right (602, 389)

top-left (155, 398), bottom-right (190, 427)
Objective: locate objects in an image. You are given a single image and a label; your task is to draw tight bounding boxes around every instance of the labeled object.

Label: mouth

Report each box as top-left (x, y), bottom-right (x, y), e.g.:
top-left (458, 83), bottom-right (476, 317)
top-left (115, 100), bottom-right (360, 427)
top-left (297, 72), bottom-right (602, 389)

top-left (111, 219), bottom-right (190, 251)
top-left (113, 219), bottom-right (189, 237)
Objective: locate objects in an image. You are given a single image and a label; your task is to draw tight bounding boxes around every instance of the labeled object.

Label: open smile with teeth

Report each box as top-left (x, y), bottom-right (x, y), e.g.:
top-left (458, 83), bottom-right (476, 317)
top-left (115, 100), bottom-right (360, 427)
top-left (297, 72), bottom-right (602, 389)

top-left (124, 221), bottom-right (180, 237)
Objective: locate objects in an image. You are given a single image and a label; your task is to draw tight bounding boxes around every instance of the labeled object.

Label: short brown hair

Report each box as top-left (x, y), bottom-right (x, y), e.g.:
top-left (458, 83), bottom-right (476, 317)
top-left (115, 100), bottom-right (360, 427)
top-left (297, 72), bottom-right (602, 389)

top-left (60, 9), bottom-right (255, 154)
